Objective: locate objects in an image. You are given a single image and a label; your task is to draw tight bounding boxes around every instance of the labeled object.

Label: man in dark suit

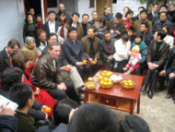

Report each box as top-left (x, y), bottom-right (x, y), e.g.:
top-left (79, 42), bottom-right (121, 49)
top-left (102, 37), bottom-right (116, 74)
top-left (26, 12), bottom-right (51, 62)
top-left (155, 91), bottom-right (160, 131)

top-left (62, 27), bottom-right (92, 80)
top-left (43, 10), bottom-right (61, 38)
top-left (147, 4), bottom-right (158, 21)
top-left (81, 14), bottom-right (91, 37)
top-left (132, 6), bottom-right (145, 21)
top-left (0, 39), bottom-right (20, 78)
top-left (141, 30), bottom-right (170, 99)
top-left (89, 11), bottom-right (99, 26)
top-left (99, 31), bottom-right (115, 70)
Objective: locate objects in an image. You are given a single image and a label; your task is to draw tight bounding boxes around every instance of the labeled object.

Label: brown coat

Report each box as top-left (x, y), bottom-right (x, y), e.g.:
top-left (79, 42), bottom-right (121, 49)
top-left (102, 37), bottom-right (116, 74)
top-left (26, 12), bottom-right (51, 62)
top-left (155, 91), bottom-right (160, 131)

top-left (106, 20), bottom-right (126, 34)
top-left (31, 53), bottom-right (63, 90)
top-left (147, 40), bottom-right (170, 67)
top-left (81, 36), bottom-right (100, 59)
top-left (133, 19), bottom-right (152, 33)
top-left (77, 23), bottom-right (83, 40)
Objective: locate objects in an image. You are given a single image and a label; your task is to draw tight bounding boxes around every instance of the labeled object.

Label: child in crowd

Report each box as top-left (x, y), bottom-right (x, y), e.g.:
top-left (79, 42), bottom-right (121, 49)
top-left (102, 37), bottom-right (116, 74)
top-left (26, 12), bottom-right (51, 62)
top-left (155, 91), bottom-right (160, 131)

top-left (36, 15), bottom-right (43, 28)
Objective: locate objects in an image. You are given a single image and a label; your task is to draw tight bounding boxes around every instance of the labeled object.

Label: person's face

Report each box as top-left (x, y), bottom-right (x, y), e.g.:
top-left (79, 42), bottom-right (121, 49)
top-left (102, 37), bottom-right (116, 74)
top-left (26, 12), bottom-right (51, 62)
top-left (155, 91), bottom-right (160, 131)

top-left (48, 35), bottom-right (57, 44)
top-left (28, 15), bottom-right (33, 22)
top-left (69, 31), bottom-right (77, 40)
top-left (48, 45), bottom-right (61, 59)
top-left (169, 5), bottom-right (175, 12)
top-left (87, 29), bottom-right (95, 38)
top-left (154, 31), bottom-right (159, 40)
top-left (8, 45), bottom-right (19, 55)
top-left (135, 37), bottom-right (141, 44)
top-left (153, 5), bottom-right (158, 12)
top-left (38, 32), bottom-right (47, 41)
top-left (64, 23), bottom-right (70, 28)
top-left (140, 12), bottom-right (147, 20)
top-left (82, 16), bottom-right (89, 24)
top-left (104, 33), bottom-right (111, 41)
top-left (72, 15), bottom-right (79, 23)
top-left (105, 8), bottom-right (111, 14)
top-left (59, 4), bottom-right (65, 11)
top-left (98, 22), bottom-right (104, 27)
top-left (36, 16), bottom-right (42, 22)
top-left (124, 8), bottom-right (129, 15)
top-left (162, 27), bottom-right (168, 34)
top-left (114, 18), bottom-right (121, 24)
top-left (160, 7), bottom-right (167, 12)
top-left (160, 13), bottom-right (167, 21)
top-left (92, 12), bottom-right (98, 20)
top-left (140, 24), bottom-right (147, 32)
top-left (49, 13), bottom-right (56, 21)
top-left (127, 13), bottom-right (133, 19)
top-left (127, 30), bottom-right (133, 37)
top-left (29, 40), bottom-right (35, 48)
top-left (60, 14), bottom-right (66, 21)
top-left (30, 8), bottom-right (35, 15)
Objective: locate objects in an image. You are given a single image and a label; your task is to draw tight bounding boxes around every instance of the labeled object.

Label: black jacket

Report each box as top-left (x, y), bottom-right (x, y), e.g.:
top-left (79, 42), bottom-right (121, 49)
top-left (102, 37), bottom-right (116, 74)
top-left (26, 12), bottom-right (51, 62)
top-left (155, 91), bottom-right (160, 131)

top-left (138, 31), bottom-right (153, 46)
top-left (153, 19), bottom-right (173, 33)
top-left (23, 22), bottom-right (38, 40)
top-left (103, 13), bottom-right (111, 22)
top-left (163, 47), bottom-right (175, 70)
top-left (152, 14), bottom-right (172, 25)
top-left (56, 11), bottom-right (71, 22)
top-left (0, 115), bottom-right (18, 132)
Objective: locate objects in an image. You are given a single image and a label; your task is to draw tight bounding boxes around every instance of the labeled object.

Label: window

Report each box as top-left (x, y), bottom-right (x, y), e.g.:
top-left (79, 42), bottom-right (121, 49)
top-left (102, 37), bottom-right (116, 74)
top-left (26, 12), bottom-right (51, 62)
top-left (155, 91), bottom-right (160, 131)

top-left (47, 0), bottom-right (57, 8)
top-left (90, 0), bottom-right (94, 8)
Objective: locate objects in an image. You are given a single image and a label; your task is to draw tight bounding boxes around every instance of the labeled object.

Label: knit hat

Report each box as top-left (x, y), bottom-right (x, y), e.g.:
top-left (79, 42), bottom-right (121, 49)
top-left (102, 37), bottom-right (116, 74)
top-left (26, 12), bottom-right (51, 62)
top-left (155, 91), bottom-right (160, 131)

top-left (25, 37), bottom-right (35, 45)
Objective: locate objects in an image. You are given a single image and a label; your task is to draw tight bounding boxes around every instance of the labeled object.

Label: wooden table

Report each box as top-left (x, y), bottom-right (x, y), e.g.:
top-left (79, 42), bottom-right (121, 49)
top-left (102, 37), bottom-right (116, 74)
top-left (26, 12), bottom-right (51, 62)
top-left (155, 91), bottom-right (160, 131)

top-left (84, 71), bottom-right (144, 114)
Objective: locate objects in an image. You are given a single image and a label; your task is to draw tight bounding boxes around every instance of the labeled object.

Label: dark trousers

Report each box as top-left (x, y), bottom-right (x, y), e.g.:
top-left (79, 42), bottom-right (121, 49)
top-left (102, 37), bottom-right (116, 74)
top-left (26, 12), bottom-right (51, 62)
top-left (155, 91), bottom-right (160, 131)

top-left (168, 77), bottom-right (175, 94)
top-left (89, 59), bottom-right (103, 75)
top-left (113, 60), bottom-right (128, 73)
top-left (105, 59), bottom-right (114, 71)
top-left (48, 81), bottom-right (80, 103)
top-left (75, 64), bottom-right (92, 80)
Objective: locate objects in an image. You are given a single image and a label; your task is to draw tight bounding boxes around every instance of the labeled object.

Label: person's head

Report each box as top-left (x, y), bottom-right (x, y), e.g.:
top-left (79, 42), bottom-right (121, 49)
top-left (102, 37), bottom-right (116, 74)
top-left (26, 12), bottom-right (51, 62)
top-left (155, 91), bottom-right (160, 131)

top-left (48, 42), bottom-right (61, 59)
top-left (29, 8), bottom-right (35, 15)
top-left (59, 3), bottom-right (65, 11)
top-left (71, 12), bottom-right (80, 23)
top-left (104, 6), bottom-right (111, 14)
top-left (36, 15), bottom-right (42, 22)
top-left (37, 29), bottom-right (47, 42)
top-left (9, 83), bottom-right (34, 110)
top-left (140, 9), bottom-right (147, 20)
top-left (138, 6), bottom-right (145, 16)
top-left (48, 10), bottom-right (56, 22)
top-left (60, 12), bottom-right (66, 22)
top-left (82, 14), bottom-right (89, 24)
top-left (162, 24), bottom-right (171, 35)
top-left (169, 4), bottom-right (175, 12)
top-left (153, 4), bottom-right (159, 12)
top-left (160, 11), bottom-right (167, 22)
top-left (68, 103), bottom-right (118, 132)
top-left (160, 5), bottom-right (168, 12)
top-left (6, 39), bottom-right (20, 55)
top-left (104, 31), bottom-right (111, 41)
top-left (123, 7), bottom-right (130, 16)
top-left (125, 10), bottom-right (133, 20)
top-left (87, 27), bottom-right (96, 38)
top-left (127, 26), bottom-right (135, 37)
top-left (121, 34), bottom-right (129, 44)
top-left (98, 17), bottom-right (106, 27)
top-left (140, 21), bottom-right (149, 33)
top-left (135, 32), bottom-right (143, 44)
top-left (64, 20), bottom-right (70, 29)
top-left (68, 27), bottom-right (78, 40)
top-left (25, 37), bottom-right (35, 49)
top-left (12, 53), bottom-right (29, 71)
top-left (53, 98), bottom-right (79, 125)
top-left (154, 30), bottom-right (166, 41)
top-left (92, 11), bottom-right (98, 21)
top-left (114, 12), bottom-right (123, 24)
top-left (47, 33), bottom-right (58, 44)
top-left (27, 13), bottom-right (33, 22)
top-left (1, 67), bottom-right (23, 91)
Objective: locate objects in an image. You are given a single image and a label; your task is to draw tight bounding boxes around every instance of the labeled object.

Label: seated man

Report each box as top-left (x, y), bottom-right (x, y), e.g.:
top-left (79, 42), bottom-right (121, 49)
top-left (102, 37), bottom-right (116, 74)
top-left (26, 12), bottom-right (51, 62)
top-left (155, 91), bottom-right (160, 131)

top-left (67, 103), bottom-right (118, 132)
top-left (81, 27), bottom-right (103, 75)
top-left (62, 27), bottom-right (92, 80)
top-left (89, 11), bottom-right (99, 26)
top-left (99, 31), bottom-right (116, 70)
top-left (159, 47), bottom-right (175, 98)
top-left (9, 83), bottom-right (36, 132)
top-left (141, 30), bottom-right (170, 99)
top-left (32, 42), bottom-right (80, 103)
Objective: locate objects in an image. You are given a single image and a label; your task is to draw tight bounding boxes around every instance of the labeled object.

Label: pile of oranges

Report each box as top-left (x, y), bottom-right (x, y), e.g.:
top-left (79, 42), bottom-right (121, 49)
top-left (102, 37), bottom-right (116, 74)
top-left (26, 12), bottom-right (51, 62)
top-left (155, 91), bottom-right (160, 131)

top-left (101, 70), bottom-right (113, 78)
top-left (98, 75), bottom-right (113, 89)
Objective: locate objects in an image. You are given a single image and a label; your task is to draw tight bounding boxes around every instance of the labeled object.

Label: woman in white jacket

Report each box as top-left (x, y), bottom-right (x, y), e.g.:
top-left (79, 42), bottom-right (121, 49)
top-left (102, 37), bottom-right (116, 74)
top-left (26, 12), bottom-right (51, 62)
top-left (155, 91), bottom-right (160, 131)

top-left (113, 34), bottom-right (131, 72)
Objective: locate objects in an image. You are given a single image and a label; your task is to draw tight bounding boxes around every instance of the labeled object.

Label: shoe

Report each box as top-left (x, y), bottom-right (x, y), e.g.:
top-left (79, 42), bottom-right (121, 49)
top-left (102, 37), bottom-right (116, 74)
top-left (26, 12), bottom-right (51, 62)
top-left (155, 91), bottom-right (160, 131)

top-left (141, 85), bottom-right (147, 92)
top-left (147, 90), bottom-right (153, 99)
top-left (79, 95), bottom-right (84, 101)
top-left (165, 94), bottom-right (172, 99)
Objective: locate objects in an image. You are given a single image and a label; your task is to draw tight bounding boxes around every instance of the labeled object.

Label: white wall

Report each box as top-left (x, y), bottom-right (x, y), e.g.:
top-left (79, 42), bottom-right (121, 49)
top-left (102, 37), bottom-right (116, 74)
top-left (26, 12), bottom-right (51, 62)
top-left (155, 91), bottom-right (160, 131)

top-left (113, 0), bottom-right (147, 17)
top-left (0, 0), bottom-right (25, 51)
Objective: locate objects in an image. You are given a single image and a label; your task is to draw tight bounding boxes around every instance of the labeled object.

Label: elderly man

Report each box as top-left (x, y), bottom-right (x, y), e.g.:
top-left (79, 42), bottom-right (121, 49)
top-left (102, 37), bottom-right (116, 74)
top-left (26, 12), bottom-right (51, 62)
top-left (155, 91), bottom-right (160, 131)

top-left (32, 42), bottom-right (80, 103)
top-left (56, 3), bottom-right (70, 21)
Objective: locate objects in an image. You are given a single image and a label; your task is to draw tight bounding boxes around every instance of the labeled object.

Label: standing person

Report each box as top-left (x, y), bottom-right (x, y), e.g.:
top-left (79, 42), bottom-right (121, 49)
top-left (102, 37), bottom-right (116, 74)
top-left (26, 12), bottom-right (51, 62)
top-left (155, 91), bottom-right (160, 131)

top-left (147, 4), bottom-right (159, 21)
top-left (23, 13), bottom-right (39, 40)
top-left (123, 6), bottom-right (131, 20)
top-left (103, 6), bottom-right (112, 22)
top-left (43, 10), bottom-right (61, 38)
top-left (132, 6), bottom-right (145, 21)
top-left (81, 14), bottom-right (91, 37)
top-left (56, 3), bottom-right (70, 22)
top-left (96, 17), bottom-right (107, 40)
top-left (168, 4), bottom-right (175, 23)
top-left (81, 28), bottom-right (103, 75)
top-left (70, 12), bottom-right (83, 40)
top-left (89, 11), bottom-right (99, 25)
top-left (58, 12), bottom-right (67, 25)
top-left (36, 15), bottom-right (43, 28)
top-left (124, 10), bottom-right (134, 31)
top-left (0, 39), bottom-right (20, 78)
top-left (29, 8), bottom-right (36, 22)
top-left (141, 30), bottom-right (170, 99)
top-left (62, 27), bottom-right (92, 80)
top-left (99, 31), bottom-right (116, 70)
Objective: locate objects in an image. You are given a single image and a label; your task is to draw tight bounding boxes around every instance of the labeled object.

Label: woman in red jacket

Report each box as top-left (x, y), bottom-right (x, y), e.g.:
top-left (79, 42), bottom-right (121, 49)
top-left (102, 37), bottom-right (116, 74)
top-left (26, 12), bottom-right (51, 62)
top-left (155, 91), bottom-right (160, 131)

top-left (124, 10), bottom-right (134, 31)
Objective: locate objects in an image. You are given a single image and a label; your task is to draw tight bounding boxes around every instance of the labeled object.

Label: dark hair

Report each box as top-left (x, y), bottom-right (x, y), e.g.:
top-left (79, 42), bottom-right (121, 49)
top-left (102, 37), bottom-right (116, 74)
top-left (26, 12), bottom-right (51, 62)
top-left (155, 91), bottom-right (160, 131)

top-left (138, 6), bottom-right (145, 10)
top-left (82, 14), bottom-right (89, 18)
top-left (47, 33), bottom-right (58, 40)
top-left (140, 9), bottom-right (147, 15)
top-left (9, 83), bottom-right (33, 109)
top-left (156, 29), bottom-right (167, 40)
top-left (121, 34), bottom-right (129, 42)
top-left (12, 53), bottom-right (29, 71)
top-left (88, 27), bottom-right (96, 33)
top-left (160, 11), bottom-right (167, 16)
top-left (67, 103), bottom-right (118, 132)
top-left (27, 13), bottom-right (33, 17)
top-left (48, 42), bottom-right (61, 50)
top-left (48, 10), bottom-right (56, 15)
top-left (53, 98), bottom-right (79, 125)
top-left (104, 31), bottom-right (110, 35)
top-left (7, 39), bottom-right (20, 49)
top-left (98, 17), bottom-right (106, 26)
top-left (135, 32), bottom-right (143, 40)
top-left (162, 24), bottom-right (171, 35)
top-left (72, 12), bottom-right (80, 17)
top-left (128, 26), bottom-right (135, 33)
top-left (160, 5), bottom-right (167, 9)
top-left (1, 67), bottom-right (23, 92)
top-left (115, 12), bottom-right (123, 19)
top-left (92, 11), bottom-right (98, 15)
top-left (68, 27), bottom-right (77, 33)
top-left (141, 21), bottom-right (149, 29)
top-left (60, 11), bottom-right (66, 17)
top-left (125, 10), bottom-right (133, 18)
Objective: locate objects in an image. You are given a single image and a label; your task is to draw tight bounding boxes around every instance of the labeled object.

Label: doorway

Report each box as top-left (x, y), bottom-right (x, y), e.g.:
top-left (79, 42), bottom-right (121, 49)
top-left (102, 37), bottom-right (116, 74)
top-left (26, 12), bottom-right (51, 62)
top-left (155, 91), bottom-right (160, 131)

top-left (24, 0), bottom-right (41, 16)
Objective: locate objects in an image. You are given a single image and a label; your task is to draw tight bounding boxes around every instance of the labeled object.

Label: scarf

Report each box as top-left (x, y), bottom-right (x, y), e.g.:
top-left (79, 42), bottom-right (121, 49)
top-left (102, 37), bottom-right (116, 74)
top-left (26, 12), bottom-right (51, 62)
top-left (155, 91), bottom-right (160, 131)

top-left (60, 26), bottom-right (69, 39)
top-left (36, 21), bottom-right (42, 28)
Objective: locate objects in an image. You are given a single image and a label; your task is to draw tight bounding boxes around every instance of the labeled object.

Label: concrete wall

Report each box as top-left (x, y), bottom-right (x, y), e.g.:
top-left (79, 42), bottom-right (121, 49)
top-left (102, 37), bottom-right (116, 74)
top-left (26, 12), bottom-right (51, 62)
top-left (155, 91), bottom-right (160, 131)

top-left (0, 0), bottom-right (25, 51)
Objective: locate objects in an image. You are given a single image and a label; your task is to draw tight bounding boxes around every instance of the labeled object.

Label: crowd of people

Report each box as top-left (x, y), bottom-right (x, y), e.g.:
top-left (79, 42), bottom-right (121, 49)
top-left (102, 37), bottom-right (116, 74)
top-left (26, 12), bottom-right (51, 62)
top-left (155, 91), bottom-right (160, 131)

top-left (0, 2), bottom-right (175, 132)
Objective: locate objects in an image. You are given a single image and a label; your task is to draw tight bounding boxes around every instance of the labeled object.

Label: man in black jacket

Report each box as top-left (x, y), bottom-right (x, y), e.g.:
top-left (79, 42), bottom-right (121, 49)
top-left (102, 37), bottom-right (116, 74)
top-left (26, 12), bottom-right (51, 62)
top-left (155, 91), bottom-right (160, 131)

top-left (56, 3), bottom-right (70, 22)
top-left (147, 4), bottom-right (158, 21)
top-left (89, 11), bottom-right (99, 25)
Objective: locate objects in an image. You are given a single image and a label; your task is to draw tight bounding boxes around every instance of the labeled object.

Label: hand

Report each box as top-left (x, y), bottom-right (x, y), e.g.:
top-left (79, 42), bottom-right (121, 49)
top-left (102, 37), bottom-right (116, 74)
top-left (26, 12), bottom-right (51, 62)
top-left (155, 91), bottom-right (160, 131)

top-left (60, 66), bottom-right (71, 72)
top-left (169, 73), bottom-right (175, 78)
top-left (76, 62), bottom-right (83, 66)
top-left (0, 104), bottom-right (15, 116)
top-left (159, 70), bottom-right (166, 76)
top-left (57, 83), bottom-right (67, 90)
top-left (128, 51), bottom-right (133, 56)
top-left (61, 38), bottom-right (65, 43)
top-left (69, 108), bottom-right (78, 122)
top-left (88, 58), bottom-right (93, 63)
top-left (41, 105), bottom-right (48, 112)
top-left (116, 30), bottom-right (120, 35)
top-left (110, 30), bottom-right (114, 34)
top-left (108, 55), bottom-right (113, 60)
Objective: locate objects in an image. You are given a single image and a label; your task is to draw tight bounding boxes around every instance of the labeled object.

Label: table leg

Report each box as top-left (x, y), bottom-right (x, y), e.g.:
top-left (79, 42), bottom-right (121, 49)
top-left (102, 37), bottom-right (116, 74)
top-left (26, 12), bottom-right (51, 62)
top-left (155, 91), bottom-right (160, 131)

top-left (137, 93), bottom-right (140, 114)
top-left (84, 92), bottom-right (88, 104)
top-left (130, 100), bottom-right (134, 114)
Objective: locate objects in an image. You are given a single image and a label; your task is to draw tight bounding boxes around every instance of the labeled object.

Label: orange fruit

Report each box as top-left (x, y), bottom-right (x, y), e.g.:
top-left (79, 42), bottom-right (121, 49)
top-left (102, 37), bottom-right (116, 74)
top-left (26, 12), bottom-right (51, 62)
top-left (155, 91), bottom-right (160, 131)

top-left (92, 61), bottom-right (96, 65)
top-left (66, 65), bottom-right (71, 70)
top-left (44, 107), bottom-right (51, 113)
top-left (104, 82), bottom-right (108, 86)
top-left (104, 77), bottom-right (109, 82)
top-left (107, 82), bottom-right (112, 85)
top-left (100, 80), bottom-right (104, 85)
top-left (98, 76), bottom-right (103, 81)
top-left (101, 72), bottom-right (106, 76)
top-left (82, 60), bottom-right (87, 64)
top-left (88, 77), bottom-right (94, 82)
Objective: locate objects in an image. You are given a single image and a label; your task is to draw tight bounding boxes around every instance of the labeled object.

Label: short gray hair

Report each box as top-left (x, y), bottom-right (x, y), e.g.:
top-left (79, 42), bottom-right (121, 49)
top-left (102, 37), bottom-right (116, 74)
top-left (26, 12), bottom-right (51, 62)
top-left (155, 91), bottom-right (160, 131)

top-left (48, 42), bottom-right (61, 50)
